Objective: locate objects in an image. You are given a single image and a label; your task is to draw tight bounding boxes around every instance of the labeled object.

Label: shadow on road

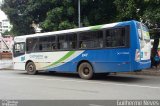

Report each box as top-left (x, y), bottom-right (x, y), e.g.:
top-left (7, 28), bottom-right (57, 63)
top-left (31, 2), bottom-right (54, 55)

top-left (94, 75), bottom-right (143, 83)
top-left (19, 71), bottom-right (144, 83)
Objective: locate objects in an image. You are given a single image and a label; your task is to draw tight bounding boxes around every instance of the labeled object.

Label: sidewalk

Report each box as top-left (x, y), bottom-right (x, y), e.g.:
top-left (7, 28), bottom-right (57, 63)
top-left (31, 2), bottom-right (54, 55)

top-left (123, 68), bottom-right (160, 76)
top-left (0, 59), bottom-right (13, 70)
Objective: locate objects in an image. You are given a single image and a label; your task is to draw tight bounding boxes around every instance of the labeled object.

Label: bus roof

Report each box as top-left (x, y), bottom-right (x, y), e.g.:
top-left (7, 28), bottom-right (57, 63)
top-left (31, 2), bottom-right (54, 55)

top-left (14, 20), bottom-right (138, 43)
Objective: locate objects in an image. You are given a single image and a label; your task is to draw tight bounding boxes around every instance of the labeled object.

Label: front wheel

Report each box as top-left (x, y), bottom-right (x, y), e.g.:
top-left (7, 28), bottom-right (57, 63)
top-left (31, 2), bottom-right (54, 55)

top-left (78, 62), bottom-right (94, 80)
top-left (26, 62), bottom-right (37, 75)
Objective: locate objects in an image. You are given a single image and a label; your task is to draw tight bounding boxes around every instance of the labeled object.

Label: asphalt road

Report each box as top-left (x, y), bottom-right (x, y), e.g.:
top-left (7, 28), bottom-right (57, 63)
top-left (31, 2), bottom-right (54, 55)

top-left (0, 70), bottom-right (160, 100)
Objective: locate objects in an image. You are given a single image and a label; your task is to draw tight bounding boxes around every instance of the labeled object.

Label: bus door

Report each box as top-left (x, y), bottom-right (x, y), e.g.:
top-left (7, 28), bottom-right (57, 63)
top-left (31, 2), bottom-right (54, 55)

top-left (13, 42), bottom-right (26, 70)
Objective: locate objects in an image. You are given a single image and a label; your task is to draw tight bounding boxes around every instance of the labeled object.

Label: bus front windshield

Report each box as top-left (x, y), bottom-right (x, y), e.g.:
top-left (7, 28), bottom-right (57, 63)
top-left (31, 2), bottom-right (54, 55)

top-left (14, 43), bottom-right (25, 54)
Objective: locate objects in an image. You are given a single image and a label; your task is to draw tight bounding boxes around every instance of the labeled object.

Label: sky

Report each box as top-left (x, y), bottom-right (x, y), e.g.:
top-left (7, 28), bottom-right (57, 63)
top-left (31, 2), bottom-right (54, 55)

top-left (0, 0), bottom-right (7, 21)
top-left (0, 9), bottom-right (7, 21)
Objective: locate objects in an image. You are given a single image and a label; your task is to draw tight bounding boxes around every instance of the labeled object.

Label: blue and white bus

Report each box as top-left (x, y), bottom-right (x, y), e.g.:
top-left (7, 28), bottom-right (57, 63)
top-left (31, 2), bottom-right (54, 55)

top-left (13, 20), bottom-right (151, 79)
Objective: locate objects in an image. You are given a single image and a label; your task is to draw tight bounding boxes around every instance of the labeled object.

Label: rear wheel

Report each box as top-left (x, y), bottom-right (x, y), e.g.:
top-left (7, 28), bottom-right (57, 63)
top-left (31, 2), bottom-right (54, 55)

top-left (78, 62), bottom-right (94, 80)
top-left (26, 62), bottom-right (37, 75)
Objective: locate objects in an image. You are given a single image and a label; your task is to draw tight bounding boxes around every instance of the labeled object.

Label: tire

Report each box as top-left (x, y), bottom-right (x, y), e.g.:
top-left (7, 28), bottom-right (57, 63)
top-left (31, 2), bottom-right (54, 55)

top-left (78, 62), bottom-right (94, 80)
top-left (26, 62), bottom-right (37, 75)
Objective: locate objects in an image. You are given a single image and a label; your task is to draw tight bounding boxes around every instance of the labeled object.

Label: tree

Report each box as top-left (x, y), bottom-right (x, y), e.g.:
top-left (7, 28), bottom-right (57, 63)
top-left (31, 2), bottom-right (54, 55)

top-left (2, 30), bottom-right (10, 36)
top-left (2, 0), bottom-right (118, 35)
top-left (1, 0), bottom-right (35, 36)
top-left (114, 0), bottom-right (145, 21)
top-left (81, 0), bottom-right (116, 26)
top-left (141, 0), bottom-right (160, 67)
top-left (40, 0), bottom-right (77, 32)
top-left (2, 0), bottom-right (160, 37)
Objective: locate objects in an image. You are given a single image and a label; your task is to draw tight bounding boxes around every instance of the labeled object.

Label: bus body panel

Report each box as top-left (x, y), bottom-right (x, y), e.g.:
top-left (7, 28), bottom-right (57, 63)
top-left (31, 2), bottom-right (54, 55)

top-left (130, 21), bottom-right (151, 71)
top-left (53, 49), bottom-right (131, 73)
top-left (20, 49), bottom-right (131, 73)
top-left (13, 55), bottom-right (26, 70)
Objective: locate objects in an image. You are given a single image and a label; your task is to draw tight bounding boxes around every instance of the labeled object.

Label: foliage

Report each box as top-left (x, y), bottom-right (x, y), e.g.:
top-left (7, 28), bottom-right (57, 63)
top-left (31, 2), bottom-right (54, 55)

top-left (1, 0), bottom-right (160, 36)
top-left (142, 0), bottom-right (160, 28)
top-left (1, 0), bottom-right (34, 36)
top-left (2, 30), bottom-right (10, 36)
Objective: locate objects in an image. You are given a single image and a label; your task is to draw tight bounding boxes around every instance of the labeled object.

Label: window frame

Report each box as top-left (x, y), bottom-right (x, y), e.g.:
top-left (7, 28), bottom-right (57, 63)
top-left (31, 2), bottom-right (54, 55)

top-left (13, 42), bottom-right (25, 57)
top-left (78, 29), bottom-right (104, 49)
top-left (25, 25), bottom-right (130, 53)
top-left (26, 37), bottom-right (39, 53)
top-left (104, 25), bottom-right (130, 49)
top-left (57, 33), bottom-right (78, 51)
top-left (38, 36), bottom-right (57, 52)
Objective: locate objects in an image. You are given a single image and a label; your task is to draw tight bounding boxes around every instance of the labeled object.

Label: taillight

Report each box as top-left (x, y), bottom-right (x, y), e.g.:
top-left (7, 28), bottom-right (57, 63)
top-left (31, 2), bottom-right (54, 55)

top-left (135, 49), bottom-right (140, 62)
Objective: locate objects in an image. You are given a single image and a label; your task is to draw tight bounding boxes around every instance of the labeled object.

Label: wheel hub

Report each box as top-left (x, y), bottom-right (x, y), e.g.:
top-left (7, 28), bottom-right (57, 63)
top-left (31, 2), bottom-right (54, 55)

top-left (28, 65), bottom-right (34, 72)
top-left (83, 67), bottom-right (90, 75)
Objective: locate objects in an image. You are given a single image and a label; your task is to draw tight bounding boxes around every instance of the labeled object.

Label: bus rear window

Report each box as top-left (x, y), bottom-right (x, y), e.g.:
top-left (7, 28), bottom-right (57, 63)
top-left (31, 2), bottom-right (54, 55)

top-left (137, 23), bottom-right (142, 40)
top-left (142, 24), bottom-right (150, 41)
top-left (137, 23), bottom-right (150, 41)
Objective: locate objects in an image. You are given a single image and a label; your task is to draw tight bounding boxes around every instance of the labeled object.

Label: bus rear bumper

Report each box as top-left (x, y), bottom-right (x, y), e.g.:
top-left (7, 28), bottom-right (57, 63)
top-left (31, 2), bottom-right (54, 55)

top-left (133, 60), bottom-right (151, 71)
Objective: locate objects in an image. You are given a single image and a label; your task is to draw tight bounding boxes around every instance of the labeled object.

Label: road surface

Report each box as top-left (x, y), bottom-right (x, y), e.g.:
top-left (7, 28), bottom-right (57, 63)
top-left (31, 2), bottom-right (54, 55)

top-left (0, 70), bottom-right (160, 100)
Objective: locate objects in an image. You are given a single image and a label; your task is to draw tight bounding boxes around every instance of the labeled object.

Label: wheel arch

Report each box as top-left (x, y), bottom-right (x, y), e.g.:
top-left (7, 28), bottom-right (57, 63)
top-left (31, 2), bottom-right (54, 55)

top-left (76, 60), bottom-right (94, 72)
top-left (25, 60), bottom-right (34, 70)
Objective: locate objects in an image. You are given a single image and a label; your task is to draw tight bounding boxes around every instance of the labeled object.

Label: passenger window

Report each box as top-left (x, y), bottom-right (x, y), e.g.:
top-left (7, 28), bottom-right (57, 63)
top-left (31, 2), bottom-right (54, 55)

top-left (105, 27), bottom-right (128, 47)
top-left (57, 33), bottom-right (77, 50)
top-left (38, 36), bottom-right (57, 51)
top-left (26, 38), bottom-right (38, 52)
top-left (79, 30), bottom-right (103, 49)
top-left (39, 37), bottom-right (51, 51)
top-left (58, 35), bottom-right (68, 49)
top-left (68, 34), bottom-right (77, 49)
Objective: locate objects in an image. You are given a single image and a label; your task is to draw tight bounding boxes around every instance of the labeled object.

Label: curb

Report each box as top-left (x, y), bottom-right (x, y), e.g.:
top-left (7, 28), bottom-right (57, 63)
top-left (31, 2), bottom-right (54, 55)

top-left (122, 69), bottom-right (160, 76)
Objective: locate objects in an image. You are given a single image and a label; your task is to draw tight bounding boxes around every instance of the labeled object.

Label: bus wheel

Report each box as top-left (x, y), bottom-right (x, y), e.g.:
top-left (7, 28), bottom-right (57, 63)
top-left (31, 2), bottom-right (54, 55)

top-left (26, 62), bottom-right (37, 75)
top-left (78, 62), bottom-right (94, 80)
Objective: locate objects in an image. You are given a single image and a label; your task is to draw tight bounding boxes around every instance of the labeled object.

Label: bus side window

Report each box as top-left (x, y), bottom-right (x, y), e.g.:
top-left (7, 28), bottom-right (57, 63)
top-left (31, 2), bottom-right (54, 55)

top-left (62, 42), bottom-right (68, 49)
top-left (50, 36), bottom-right (56, 50)
top-left (105, 27), bottom-right (127, 48)
top-left (51, 43), bottom-right (56, 50)
top-left (69, 42), bottom-right (76, 49)
top-left (68, 33), bottom-right (77, 49)
top-left (79, 30), bottom-right (103, 49)
top-left (39, 44), bottom-right (42, 51)
top-left (80, 41), bottom-right (87, 48)
top-left (26, 38), bottom-right (38, 52)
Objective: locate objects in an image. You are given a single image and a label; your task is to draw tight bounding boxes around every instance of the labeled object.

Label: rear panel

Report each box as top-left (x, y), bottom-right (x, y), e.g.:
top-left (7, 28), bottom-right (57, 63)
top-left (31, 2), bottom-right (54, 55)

top-left (131, 21), bottom-right (151, 71)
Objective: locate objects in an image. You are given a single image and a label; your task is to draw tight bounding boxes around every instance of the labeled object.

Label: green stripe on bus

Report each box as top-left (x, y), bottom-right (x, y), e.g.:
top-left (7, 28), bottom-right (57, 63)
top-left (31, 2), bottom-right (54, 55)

top-left (90, 25), bottom-right (104, 31)
top-left (46, 51), bottom-right (76, 68)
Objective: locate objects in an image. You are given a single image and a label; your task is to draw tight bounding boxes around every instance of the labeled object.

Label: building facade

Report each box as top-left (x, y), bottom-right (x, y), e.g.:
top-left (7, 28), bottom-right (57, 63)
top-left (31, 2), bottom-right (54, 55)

top-left (0, 19), bottom-right (12, 34)
top-left (0, 0), bottom-right (4, 6)
top-left (0, 34), bottom-right (13, 52)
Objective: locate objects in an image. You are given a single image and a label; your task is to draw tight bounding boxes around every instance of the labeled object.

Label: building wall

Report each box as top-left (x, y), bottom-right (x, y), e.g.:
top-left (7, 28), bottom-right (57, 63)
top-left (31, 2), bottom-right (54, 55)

top-left (0, 19), bottom-right (11, 34)
top-left (0, 35), bottom-right (13, 52)
top-left (0, 0), bottom-right (4, 6)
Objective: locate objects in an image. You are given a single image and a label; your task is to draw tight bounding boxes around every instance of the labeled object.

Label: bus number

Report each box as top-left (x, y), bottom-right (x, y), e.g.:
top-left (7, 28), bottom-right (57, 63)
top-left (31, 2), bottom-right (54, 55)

top-left (82, 53), bottom-right (88, 57)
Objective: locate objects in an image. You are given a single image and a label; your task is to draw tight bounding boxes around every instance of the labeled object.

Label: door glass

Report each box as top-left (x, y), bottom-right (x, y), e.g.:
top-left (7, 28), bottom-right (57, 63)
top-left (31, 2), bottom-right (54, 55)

top-left (14, 43), bottom-right (25, 57)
